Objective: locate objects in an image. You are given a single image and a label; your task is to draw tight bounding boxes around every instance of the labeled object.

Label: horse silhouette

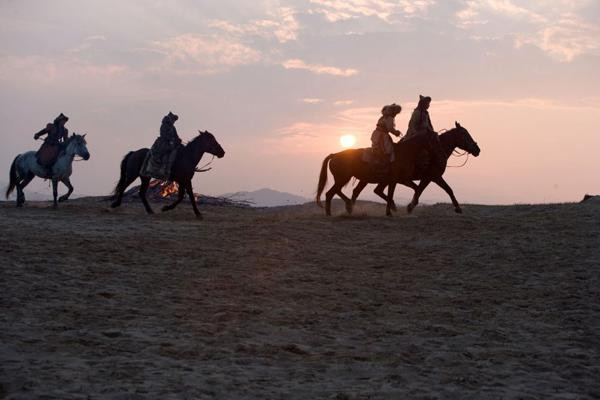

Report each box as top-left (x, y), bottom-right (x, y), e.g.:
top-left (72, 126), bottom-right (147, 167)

top-left (110, 130), bottom-right (225, 218)
top-left (6, 133), bottom-right (90, 208)
top-left (351, 122), bottom-right (480, 213)
top-left (316, 133), bottom-right (435, 216)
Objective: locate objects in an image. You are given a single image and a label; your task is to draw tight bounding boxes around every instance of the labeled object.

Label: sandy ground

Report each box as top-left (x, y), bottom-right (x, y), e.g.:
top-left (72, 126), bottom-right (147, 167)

top-left (1, 197), bottom-right (599, 399)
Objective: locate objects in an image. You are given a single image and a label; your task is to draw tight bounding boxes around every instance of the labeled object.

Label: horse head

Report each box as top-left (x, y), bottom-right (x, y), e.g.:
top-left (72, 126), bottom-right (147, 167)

top-left (453, 122), bottom-right (480, 157)
top-left (196, 130), bottom-right (225, 158)
top-left (66, 133), bottom-right (91, 160)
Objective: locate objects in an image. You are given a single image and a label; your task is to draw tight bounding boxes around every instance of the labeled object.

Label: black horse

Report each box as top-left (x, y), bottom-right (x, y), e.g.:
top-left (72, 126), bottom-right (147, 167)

top-left (351, 122), bottom-right (480, 213)
top-left (110, 130), bottom-right (225, 218)
top-left (316, 133), bottom-right (435, 216)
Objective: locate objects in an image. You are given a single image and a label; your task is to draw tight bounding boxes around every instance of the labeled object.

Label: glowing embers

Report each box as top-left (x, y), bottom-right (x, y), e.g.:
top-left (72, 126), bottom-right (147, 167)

top-left (159, 181), bottom-right (179, 197)
top-left (147, 180), bottom-right (179, 199)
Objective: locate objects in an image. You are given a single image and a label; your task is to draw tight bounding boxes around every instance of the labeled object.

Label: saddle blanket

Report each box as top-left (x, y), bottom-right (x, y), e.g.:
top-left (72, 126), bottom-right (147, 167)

top-left (140, 146), bottom-right (180, 180)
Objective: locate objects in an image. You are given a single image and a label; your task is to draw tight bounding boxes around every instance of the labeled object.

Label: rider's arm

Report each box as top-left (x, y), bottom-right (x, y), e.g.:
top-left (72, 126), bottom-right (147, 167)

top-left (384, 116), bottom-right (402, 137)
top-left (34, 126), bottom-right (50, 140)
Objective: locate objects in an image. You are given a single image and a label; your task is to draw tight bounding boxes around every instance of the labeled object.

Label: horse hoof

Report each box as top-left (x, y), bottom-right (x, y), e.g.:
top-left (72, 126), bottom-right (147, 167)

top-left (455, 207), bottom-right (463, 214)
top-left (407, 204), bottom-right (414, 214)
top-left (58, 197), bottom-right (68, 203)
top-left (110, 202), bottom-right (119, 209)
top-left (195, 213), bottom-right (204, 220)
top-left (391, 203), bottom-right (397, 212)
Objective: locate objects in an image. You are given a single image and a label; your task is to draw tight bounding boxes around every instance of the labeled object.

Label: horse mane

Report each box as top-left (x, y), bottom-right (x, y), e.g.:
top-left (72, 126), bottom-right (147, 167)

top-left (66, 133), bottom-right (86, 144)
top-left (438, 127), bottom-right (460, 140)
top-left (394, 131), bottom-right (433, 148)
top-left (184, 133), bottom-right (203, 148)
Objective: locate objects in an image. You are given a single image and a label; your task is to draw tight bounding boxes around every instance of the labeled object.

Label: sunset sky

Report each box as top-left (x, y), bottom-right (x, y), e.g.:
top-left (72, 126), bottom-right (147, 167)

top-left (1, 0), bottom-right (599, 204)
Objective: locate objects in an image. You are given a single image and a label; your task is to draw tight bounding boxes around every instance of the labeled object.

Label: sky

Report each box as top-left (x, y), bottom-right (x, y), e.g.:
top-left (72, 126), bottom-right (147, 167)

top-left (1, 0), bottom-right (599, 204)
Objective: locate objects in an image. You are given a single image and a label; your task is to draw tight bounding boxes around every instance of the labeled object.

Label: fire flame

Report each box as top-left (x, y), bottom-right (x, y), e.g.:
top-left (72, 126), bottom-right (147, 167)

top-left (159, 182), bottom-right (179, 197)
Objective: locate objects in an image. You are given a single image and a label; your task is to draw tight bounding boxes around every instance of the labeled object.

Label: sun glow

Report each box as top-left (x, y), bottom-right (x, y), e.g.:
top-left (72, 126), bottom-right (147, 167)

top-left (340, 134), bottom-right (356, 148)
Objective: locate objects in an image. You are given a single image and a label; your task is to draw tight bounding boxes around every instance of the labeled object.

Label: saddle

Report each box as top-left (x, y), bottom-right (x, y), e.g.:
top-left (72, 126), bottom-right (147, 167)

top-left (141, 144), bottom-right (182, 181)
top-left (362, 148), bottom-right (393, 177)
top-left (36, 139), bottom-right (68, 167)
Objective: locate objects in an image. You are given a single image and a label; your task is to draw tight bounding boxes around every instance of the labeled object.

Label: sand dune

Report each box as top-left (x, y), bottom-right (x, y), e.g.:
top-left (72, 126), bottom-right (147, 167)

top-left (1, 198), bottom-right (599, 399)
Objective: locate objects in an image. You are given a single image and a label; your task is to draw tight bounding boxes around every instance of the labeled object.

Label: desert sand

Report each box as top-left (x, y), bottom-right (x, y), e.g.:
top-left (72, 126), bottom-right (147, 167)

top-left (1, 197), bottom-right (599, 399)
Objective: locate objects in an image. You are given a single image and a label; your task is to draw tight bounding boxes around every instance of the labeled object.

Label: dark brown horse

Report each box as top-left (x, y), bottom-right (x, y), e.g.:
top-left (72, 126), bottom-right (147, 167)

top-left (316, 133), bottom-right (435, 216)
top-left (110, 130), bottom-right (225, 218)
top-left (351, 122), bottom-right (480, 214)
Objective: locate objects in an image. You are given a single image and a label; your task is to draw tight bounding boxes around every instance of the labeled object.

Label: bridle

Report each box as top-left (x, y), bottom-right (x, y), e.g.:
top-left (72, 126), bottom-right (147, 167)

top-left (440, 128), bottom-right (475, 168)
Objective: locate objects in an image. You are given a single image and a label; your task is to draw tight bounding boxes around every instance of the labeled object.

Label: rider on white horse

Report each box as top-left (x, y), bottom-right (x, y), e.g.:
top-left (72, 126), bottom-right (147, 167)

top-left (34, 113), bottom-right (70, 178)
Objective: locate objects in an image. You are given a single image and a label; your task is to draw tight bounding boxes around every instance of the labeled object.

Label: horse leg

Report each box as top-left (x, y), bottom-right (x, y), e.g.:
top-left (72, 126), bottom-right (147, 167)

top-left (325, 184), bottom-right (337, 216)
top-left (162, 184), bottom-right (185, 212)
top-left (351, 181), bottom-right (368, 206)
top-left (111, 173), bottom-right (135, 207)
top-left (374, 183), bottom-right (396, 211)
top-left (433, 177), bottom-right (462, 213)
top-left (138, 176), bottom-right (154, 214)
top-left (386, 183), bottom-right (397, 216)
top-left (407, 179), bottom-right (430, 213)
top-left (337, 188), bottom-right (353, 215)
top-left (325, 176), bottom-right (351, 216)
top-left (52, 178), bottom-right (59, 208)
top-left (59, 177), bottom-right (74, 202)
top-left (185, 181), bottom-right (202, 219)
top-left (16, 172), bottom-right (34, 207)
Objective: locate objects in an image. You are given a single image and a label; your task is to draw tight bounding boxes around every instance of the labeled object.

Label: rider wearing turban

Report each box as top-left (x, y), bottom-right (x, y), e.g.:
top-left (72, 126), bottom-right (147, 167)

top-left (371, 103), bottom-right (402, 166)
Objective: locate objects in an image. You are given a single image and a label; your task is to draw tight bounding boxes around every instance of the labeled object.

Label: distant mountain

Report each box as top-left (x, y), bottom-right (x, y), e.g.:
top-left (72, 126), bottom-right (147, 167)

top-left (222, 188), bottom-right (309, 207)
top-left (0, 181), bottom-right (52, 201)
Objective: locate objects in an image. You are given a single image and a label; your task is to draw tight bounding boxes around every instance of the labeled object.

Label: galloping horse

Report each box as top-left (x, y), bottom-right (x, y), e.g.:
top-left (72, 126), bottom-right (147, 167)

top-left (6, 133), bottom-right (90, 208)
top-left (110, 130), bottom-right (225, 218)
top-left (351, 122), bottom-right (480, 213)
top-left (316, 133), bottom-right (435, 216)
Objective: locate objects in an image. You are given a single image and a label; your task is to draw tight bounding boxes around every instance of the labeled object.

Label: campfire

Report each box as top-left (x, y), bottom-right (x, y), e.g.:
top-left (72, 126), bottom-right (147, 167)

top-left (158, 181), bottom-right (179, 198)
top-left (117, 180), bottom-right (252, 207)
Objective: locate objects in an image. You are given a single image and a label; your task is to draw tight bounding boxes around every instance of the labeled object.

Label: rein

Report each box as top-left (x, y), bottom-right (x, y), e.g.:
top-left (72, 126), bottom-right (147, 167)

top-left (195, 155), bottom-right (214, 173)
top-left (184, 135), bottom-right (218, 173)
top-left (447, 152), bottom-right (470, 168)
top-left (438, 127), bottom-right (471, 168)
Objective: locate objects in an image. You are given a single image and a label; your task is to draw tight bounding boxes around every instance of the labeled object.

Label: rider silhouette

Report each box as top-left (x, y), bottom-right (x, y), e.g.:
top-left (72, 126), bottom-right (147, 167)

top-left (371, 103), bottom-right (402, 175)
top-left (144, 112), bottom-right (182, 180)
top-left (403, 95), bottom-right (438, 170)
top-left (405, 95), bottom-right (434, 140)
top-left (34, 113), bottom-right (69, 177)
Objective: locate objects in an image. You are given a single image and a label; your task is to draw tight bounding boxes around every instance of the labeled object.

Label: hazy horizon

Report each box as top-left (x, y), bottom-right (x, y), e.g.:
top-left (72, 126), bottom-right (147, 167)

top-left (1, 0), bottom-right (599, 204)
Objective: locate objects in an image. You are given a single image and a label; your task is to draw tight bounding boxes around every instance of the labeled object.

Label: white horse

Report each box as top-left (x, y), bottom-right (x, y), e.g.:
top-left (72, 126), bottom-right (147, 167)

top-left (6, 133), bottom-right (90, 208)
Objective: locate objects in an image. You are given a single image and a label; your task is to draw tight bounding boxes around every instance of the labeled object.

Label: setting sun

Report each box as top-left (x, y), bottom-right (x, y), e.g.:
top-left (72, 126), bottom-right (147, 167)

top-left (340, 134), bottom-right (356, 148)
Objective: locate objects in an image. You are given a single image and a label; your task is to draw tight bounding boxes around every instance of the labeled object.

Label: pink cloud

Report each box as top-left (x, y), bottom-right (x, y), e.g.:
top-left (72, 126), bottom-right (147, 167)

top-left (282, 59), bottom-right (358, 77)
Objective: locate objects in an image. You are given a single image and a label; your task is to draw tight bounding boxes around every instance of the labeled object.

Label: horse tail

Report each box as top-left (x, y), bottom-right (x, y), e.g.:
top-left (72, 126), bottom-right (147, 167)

top-left (111, 151), bottom-right (134, 199)
top-left (316, 154), bottom-right (334, 207)
top-left (5, 156), bottom-right (18, 199)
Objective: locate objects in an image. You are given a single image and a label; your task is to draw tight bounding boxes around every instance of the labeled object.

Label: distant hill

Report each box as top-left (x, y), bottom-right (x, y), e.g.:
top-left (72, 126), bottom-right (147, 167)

top-left (222, 188), bottom-right (309, 207)
top-left (0, 181), bottom-right (52, 201)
